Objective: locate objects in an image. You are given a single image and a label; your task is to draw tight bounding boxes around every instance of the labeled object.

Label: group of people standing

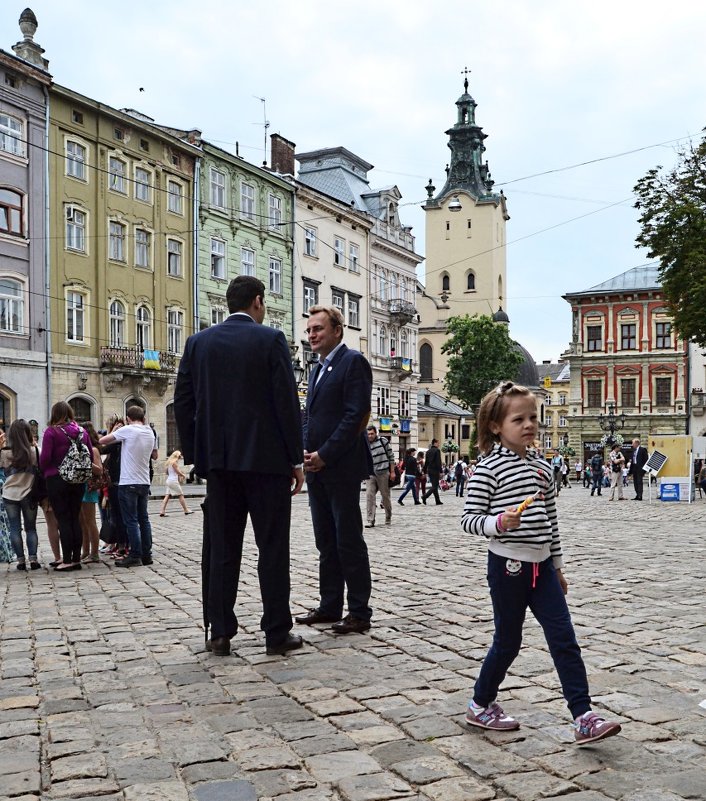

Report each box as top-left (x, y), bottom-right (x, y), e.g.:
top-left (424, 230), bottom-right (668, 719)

top-left (583, 439), bottom-right (649, 500)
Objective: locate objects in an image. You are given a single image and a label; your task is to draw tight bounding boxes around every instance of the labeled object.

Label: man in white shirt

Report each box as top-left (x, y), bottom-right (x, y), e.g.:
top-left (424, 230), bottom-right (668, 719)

top-left (99, 405), bottom-right (158, 567)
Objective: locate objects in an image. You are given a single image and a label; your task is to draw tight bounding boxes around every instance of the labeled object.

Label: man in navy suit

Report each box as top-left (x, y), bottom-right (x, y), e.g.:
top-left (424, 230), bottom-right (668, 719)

top-left (629, 437), bottom-right (649, 500)
top-left (296, 306), bottom-right (374, 634)
top-left (174, 276), bottom-right (304, 657)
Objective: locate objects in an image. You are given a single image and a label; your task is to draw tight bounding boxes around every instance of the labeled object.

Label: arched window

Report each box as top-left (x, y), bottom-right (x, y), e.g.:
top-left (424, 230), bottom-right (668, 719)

top-left (420, 343), bottom-right (433, 382)
top-left (0, 278), bottom-right (24, 333)
top-left (125, 396), bottom-right (146, 415)
top-left (441, 274), bottom-right (450, 292)
top-left (68, 397), bottom-right (92, 424)
top-left (136, 305), bottom-right (152, 350)
top-left (466, 272), bottom-right (475, 291)
top-left (109, 299), bottom-right (125, 347)
top-left (379, 324), bottom-right (387, 356)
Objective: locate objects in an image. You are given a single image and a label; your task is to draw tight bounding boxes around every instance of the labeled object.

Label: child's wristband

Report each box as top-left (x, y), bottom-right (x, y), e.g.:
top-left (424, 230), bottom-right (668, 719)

top-left (496, 513), bottom-right (505, 533)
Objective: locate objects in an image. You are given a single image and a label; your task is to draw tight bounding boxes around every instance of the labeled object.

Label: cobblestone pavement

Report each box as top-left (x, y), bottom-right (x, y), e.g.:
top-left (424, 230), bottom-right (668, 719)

top-left (1, 485), bottom-right (704, 801)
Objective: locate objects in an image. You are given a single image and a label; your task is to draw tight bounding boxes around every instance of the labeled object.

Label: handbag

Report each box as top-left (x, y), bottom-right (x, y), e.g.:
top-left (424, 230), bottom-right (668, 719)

top-left (28, 448), bottom-right (47, 505)
top-left (88, 467), bottom-right (112, 493)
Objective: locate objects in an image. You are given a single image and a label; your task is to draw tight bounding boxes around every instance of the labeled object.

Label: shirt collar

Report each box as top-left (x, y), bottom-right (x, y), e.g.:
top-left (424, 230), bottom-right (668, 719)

top-left (319, 341), bottom-right (344, 366)
top-left (229, 312), bottom-right (255, 321)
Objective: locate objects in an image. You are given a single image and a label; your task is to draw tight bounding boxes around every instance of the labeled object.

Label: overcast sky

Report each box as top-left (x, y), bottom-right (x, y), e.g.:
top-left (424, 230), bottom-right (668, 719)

top-left (4, 1), bottom-right (705, 363)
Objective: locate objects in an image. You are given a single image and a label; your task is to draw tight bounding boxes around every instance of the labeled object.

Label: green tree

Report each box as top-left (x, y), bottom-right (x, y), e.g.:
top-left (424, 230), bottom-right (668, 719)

top-left (634, 135), bottom-right (706, 345)
top-left (442, 314), bottom-right (523, 410)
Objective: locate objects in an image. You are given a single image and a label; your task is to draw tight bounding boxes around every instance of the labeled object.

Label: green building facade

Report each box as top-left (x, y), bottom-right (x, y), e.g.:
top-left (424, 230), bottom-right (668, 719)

top-left (197, 142), bottom-right (294, 338)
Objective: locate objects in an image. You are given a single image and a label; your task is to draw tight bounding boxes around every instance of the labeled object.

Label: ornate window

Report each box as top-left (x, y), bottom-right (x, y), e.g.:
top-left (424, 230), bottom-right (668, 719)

top-left (304, 227), bottom-right (317, 257)
top-left (586, 325), bottom-right (603, 351)
top-left (210, 168), bottom-right (226, 209)
top-left (0, 113), bottom-right (24, 157)
top-left (167, 308), bottom-right (184, 354)
top-left (109, 299), bottom-right (126, 346)
top-left (108, 221), bottom-right (126, 262)
top-left (108, 156), bottom-right (127, 193)
top-left (241, 248), bottom-right (255, 276)
top-left (65, 139), bottom-right (87, 180)
top-left (0, 278), bottom-right (23, 334)
top-left (268, 193), bottom-right (282, 228)
top-left (240, 182), bottom-right (255, 221)
top-left (441, 274), bottom-right (450, 292)
top-left (269, 257), bottom-right (282, 294)
top-left (134, 166), bottom-right (152, 202)
top-left (466, 271), bottom-right (475, 291)
top-left (167, 180), bottom-right (183, 214)
top-left (586, 379), bottom-right (602, 408)
top-left (655, 321), bottom-right (672, 349)
top-left (65, 206), bottom-right (86, 252)
top-left (66, 290), bottom-right (86, 343)
top-left (210, 238), bottom-right (226, 279)
top-left (136, 305), bottom-right (152, 350)
top-left (135, 228), bottom-right (151, 269)
top-left (620, 323), bottom-right (637, 350)
top-left (167, 239), bottom-right (182, 277)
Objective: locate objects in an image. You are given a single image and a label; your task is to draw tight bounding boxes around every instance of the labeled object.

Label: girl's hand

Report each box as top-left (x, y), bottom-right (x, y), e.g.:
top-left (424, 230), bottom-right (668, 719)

top-left (556, 568), bottom-right (568, 595)
top-left (501, 507), bottom-right (522, 530)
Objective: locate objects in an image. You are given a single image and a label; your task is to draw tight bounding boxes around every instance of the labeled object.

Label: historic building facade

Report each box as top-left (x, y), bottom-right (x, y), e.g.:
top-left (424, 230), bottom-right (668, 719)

top-left (0, 10), bottom-right (51, 428)
top-left (197, 139), bottom-right (294, 338)
top-left (47, 83), bottom-right (200, 451)
top-left (536, 361), bottom-right (571, 454)
top-left (292, 145), bottom-right (422, 454)
top-left (563, 265), bottom-right (688, 463)
top-left (417, 77), bottom-right (509, 390)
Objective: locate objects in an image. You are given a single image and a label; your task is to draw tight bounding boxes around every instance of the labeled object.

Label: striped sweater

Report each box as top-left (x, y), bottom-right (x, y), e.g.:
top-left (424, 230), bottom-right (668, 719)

top-left (461, 444), bottom-right (564, 568)
top-left (368, 436), bottom-right (395, 475)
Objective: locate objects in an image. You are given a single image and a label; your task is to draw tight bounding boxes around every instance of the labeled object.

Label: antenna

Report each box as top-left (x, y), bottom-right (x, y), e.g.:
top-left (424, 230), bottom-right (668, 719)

top-left (253, 96), bottom-right (270, 166)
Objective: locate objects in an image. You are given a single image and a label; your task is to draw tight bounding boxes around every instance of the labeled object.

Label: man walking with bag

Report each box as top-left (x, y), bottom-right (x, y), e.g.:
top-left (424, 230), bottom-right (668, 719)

top-left (365, 426), bottom-right (396, 528)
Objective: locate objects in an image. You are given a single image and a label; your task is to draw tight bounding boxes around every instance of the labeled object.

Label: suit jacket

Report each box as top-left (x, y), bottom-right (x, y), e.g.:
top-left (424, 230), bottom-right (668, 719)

top-left (173, 314), bottom-right (303, 477)
top-left (424, 445), bottom-right (442, 476)
top-left (303, 344), bottom-right (373, 484)
top-left (629, 446), bottom-right (649, 475)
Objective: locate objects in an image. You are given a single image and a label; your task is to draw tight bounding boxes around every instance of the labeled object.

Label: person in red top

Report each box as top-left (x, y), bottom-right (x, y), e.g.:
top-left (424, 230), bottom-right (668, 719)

top-left (39, 401), bottom-right (92, 571)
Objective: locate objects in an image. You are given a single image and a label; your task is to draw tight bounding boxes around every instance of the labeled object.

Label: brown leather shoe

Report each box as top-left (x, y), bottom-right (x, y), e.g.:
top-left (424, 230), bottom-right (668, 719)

top-left (266, 633), bottom-right (304, 656)
top-left (295, 608), bottom-right (340, 625)
top-left (206, 636), bottom-right (231, 656)
top-left (331, 614), bottom-right (371, 634)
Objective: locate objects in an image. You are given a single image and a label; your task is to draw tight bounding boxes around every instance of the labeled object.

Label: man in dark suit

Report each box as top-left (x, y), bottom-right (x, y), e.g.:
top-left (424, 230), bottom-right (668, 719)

top-left (296, 306), bottom-right (374, 635)
top-left (422, 438), bottom-right (443, 505)
top-left (629, 437), bottom-right (649, 500)
top-left (174, 276), bottom-right (304, 657)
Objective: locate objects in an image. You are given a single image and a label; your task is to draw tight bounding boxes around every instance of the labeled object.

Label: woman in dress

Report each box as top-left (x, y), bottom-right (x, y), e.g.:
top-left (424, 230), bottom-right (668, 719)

top-left (0, 419), bottom-right (41, 570)
top-left (40, 402), bottom-right (93, 571)
top-left (79, 422), bottom-right (104, 563)
top-left (159, 450), bottom-right (193, 516)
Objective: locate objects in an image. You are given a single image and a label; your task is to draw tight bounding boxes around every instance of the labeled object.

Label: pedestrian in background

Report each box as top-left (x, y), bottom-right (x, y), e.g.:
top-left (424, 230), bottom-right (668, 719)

top-left (159, 450), bottom-right (193, 517)
top-left (629, 438), bottom-right (649, 500)
top-left (1, 419), bottom-right (40, 570)
top-left (80, 422), bottom-right (105, 563)
top-left (40, 402), bottom-right (93, 572)
top-left (422, 438), bottom-right (443, 505)
top-left (397, 448), bottom-right (421, 505)
top-left (461, 380), bottom-right (622, 745)
top-left (364, 426), bottom-right (395, 528)
top-left (608, 443), bottom-right (626, 501)
top-left (416, 450), bottom-right (427, 503)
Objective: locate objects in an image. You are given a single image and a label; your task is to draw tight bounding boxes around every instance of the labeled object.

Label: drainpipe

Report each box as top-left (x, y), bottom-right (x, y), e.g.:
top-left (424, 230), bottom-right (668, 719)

top-left (192, 156), bottom-right (200, 335)
top-left (42, 84), bottom-right (51, 419)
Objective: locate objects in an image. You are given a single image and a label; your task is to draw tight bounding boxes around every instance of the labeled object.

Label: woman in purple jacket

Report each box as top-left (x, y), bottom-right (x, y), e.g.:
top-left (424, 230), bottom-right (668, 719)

top-left (39, 402), bottom-right (92, 571)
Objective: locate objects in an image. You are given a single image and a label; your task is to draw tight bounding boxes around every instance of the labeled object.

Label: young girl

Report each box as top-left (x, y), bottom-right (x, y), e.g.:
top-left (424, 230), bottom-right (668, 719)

top-left (461, 381), bottom-right (622, 746)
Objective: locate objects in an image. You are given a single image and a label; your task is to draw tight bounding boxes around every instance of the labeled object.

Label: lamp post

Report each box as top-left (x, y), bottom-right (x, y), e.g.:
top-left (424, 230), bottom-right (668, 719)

top-left (597, 403), bottom-right (626, 446)
top-left (291, 358), bottom-right (305, 386)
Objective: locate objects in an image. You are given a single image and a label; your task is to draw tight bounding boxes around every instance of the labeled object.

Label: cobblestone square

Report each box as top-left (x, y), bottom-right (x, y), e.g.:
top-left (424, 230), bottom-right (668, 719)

top-left (0, 486), bottom-right (704, 800)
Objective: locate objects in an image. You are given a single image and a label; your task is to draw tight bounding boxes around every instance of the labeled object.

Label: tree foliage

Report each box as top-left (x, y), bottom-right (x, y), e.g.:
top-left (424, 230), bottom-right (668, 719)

top-left (442, 314), bottom-right (523, 410)
top-left (634, 135), bottom-right (706, 345)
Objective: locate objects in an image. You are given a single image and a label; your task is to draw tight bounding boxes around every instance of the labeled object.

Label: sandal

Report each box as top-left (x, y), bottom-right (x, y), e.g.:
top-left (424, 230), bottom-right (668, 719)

top-left (159, 513), bottom-right (167, 517)
top-left (184, 511), bottom-right (193, 515)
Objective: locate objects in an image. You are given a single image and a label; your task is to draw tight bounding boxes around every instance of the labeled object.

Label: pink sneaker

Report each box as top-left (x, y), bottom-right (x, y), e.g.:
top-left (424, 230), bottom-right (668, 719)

top-left (465, 702), bottom-right (520, 731)
top-left (574, 712), bottom-right (622, 745)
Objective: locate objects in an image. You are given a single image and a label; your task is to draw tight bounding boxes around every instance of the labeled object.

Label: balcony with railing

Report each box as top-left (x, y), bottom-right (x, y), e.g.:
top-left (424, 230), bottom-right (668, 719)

top-left (388, 356), bottom-right (415, 379)
top-left (388, 299), bottom-right (417, 324)
top-left (100, 346), bottom-right (177, 372)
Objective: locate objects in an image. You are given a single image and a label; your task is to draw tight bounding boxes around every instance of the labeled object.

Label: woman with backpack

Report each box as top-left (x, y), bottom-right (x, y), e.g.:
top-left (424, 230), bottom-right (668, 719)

top-left (40, 401), bottom-right (94, 571)
top-left (0, 420), bottom-right (41, 569)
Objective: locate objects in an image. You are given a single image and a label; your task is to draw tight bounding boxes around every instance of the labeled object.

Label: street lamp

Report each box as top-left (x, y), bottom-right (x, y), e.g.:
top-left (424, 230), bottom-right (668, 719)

top-left (597, 403), bottom-right (626, 445)
top-left (291, 358), bottom-right (305, 385)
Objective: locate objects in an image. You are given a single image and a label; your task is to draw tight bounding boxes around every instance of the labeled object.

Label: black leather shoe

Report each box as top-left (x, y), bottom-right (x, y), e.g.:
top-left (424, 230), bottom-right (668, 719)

top-left (115, 556), bottom-right (142, 567)
top-left (206, 636), bottom-right (231, 656)
top-left (266, 633), bottom-right (303, 656)
top-left (295, 608), bottom-right (340, 625)
top-left (331, 614), bottom-right (371, 635)
top-left (364, 523), bottom-right (375, 528)
top-left (436, 501), bottom-right (443, 505)
top-left (141, 556), bottom-right (153, 565)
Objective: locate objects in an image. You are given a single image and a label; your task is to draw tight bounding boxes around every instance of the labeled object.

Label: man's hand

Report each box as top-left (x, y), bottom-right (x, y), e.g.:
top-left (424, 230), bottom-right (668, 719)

top-left (389, 470), bottom-right (396, 481)
top-left (0, 430), bottom-right (5, 448)
top-left (291, 466), bottom-right (304, 496)
top-left (304, 450), bottom-right (325, 472)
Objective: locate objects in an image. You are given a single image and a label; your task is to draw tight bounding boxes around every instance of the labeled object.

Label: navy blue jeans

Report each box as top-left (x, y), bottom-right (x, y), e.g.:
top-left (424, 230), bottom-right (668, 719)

top-left (118, 484), bottom-right (152, 559)
top-left (4, 496), bottom-right (39, 561)
top-left (398, 476), bottom-right (418, 503)
top-left (474, 552), bottom-right (591, 719)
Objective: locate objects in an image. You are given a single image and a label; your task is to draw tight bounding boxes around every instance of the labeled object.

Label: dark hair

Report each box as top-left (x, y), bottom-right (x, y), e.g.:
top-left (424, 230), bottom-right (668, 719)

top-left (226, 275), bottom-right (265, 314)
top-left (366, 425), bottom-right (377, 433)
top-left (476, 381), bottom-right (534, 454)
top-left (49, 400), bottom-right (74, 426)
top-left (405, 447), bottom-right (416, 456)
top-left (83, 421), bottom-right (101, 450)
top-left (6, 419), bottom-right (33, 470)
top-left (431, 438), bottom-right (439, 446)
top-left (126, 405), bottom-right (145, 423)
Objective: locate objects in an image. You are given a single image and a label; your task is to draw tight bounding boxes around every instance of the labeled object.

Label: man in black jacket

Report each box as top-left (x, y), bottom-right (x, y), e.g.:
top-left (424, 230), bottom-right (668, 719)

top-left (422, 439), bottom-right (443, 505)
top-left (629, 438), bottom-right (649, 500)
top-left (174, 276), bottom-right (304, 657)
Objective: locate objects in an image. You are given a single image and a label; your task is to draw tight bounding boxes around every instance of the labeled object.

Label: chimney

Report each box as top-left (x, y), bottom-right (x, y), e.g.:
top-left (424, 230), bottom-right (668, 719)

top-left (270, 134), bottom-right (296, 175)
